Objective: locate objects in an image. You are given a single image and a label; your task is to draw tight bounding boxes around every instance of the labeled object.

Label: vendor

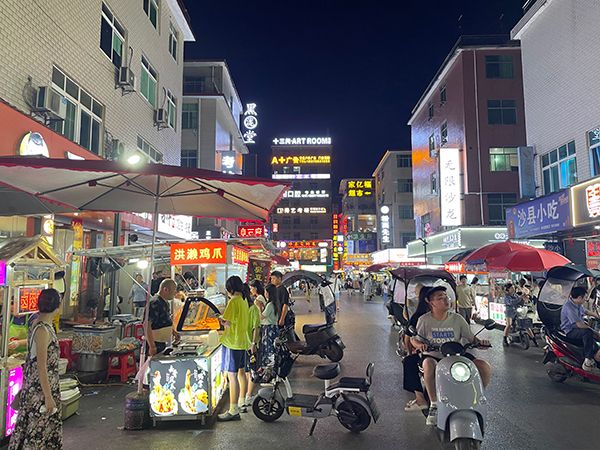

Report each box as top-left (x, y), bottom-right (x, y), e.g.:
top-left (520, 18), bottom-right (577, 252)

top-left (145, 279), bottom-right (177, 356)
top-left (2, 298), bottom-right (36, 355)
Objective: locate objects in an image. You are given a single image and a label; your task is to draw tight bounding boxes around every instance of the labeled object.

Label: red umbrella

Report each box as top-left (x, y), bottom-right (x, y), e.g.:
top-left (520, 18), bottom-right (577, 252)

top-left (486, 248), bottom-right (570, 272)
top-left (462, 241), bottom-right (532, 265)
top-left (365, 263), bottom-right (392, 273)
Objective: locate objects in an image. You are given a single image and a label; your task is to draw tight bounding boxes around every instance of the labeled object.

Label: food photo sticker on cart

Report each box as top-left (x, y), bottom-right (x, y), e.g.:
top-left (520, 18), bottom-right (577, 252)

top-left (178, 361), bottom-right (209, 414)
top-left (150, 365), bottom-right (179, 416)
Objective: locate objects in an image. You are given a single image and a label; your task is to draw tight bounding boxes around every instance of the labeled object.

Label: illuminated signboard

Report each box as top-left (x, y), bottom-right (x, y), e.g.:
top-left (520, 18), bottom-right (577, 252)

top-left (280, 240), bottom-right (329, 249)
top-left (18, 286), bottom-right (45, 313)
top-left (347, 179), bottom-right (373, 197)
top-left (272, 137), bottom-right (332, 145)
top-left (332, 214), bottom-right (340, 270)
top-left (271, 155), bottom-right (331, 165)
top-left (237, 225), bottom-right (265, 238)
top-left (242, 103), bottom-right (258, 144)
top-left (220, 151), bottom-right (237, 174)
top-left (276, 207), bottom-right (327, 214)
top-left (272, 174), bottom-right (330, 180)
top-left (440, 148), bottom-right (462, 226)
top-left (380, 205), bottom-right (391, 245)
top-left (19, 131), bottom-right (49, 157)
top-left (586, 240), bottom-right (600, 258)
top-left (170, 241), bottom-right (227, 265)
top-left (232, 246), bottom-right (250, 265)
top-left (158, 215), bottom-right (193, 240)
top-left (284, 190), bottom-right (329, 198)
top-left (345, 253), bottom-right (372, 265)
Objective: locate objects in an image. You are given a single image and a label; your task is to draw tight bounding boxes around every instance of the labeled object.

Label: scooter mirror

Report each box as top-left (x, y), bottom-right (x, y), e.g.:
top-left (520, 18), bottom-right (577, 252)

top-left (483, 319), bottom-right (496, 330)
top-left (408, 325), bottom-right (417, 335)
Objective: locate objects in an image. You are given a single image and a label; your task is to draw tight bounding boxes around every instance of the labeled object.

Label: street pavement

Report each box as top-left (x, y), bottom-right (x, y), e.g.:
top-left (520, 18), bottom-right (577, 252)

top-left (59, 291), bottom-right (600, 450)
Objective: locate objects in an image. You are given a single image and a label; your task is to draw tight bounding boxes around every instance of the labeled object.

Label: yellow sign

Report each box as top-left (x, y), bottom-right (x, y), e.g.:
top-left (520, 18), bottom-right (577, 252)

top-left (271, 155), bottom-right (331, 165)
top-left (288, 406), bottom-right (303, 417)
top-left (347, 179), bottom-right (373, 197)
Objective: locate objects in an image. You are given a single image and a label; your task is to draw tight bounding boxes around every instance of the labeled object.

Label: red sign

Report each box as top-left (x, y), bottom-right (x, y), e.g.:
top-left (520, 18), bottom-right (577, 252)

top-left (587, 240), bottom-right (600, 258)
top-left (170, 241), bottom-right (227, 265)
top-left (237, 225), bottom-right (265, 238)
top-left (444, 262), bottom-right (465, 274)
top-left (18, 286), bottom-right (44, 313)
top-left (232, 246), bottom-right (249, 265)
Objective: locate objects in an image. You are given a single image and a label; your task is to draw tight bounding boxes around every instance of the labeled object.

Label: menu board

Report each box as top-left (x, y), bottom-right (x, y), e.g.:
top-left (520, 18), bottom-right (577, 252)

top-left (489, 302), bottom-right (507, 326)
top-left (247, 259), bottom-right (271, 284)
top-left (5, 366), bottom-right (23, 437)
top-left (17, 286), bottom-right (45, 314)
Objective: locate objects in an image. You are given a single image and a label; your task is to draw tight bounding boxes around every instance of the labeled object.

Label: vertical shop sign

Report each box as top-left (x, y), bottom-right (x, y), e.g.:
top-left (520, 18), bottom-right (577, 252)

top-left (332, 214), bottom-right (340, 270)
top-left (69, 219), bottom-right (83, 307)
top-left (380, 205), bottom-right (391, 245)
top-left (439, 148), bottom-right (462, 226)
top-left (242, 103), bottom-right (258, 144)
top-left (247, 259), bottom-right (271, 283)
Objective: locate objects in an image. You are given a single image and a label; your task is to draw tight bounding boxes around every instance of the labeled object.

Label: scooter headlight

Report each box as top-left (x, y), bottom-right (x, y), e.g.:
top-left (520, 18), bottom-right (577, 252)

top-left (450, 362), bottom-right (471, 382)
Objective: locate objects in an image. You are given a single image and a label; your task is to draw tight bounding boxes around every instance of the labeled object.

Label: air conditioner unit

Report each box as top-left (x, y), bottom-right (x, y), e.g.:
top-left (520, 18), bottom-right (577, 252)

top-left (155, 108), bottom-right (168, 126)
top-left (33, 86), bottom-right (66, 120)
top-left (118, 66), bottom-right (135, 89)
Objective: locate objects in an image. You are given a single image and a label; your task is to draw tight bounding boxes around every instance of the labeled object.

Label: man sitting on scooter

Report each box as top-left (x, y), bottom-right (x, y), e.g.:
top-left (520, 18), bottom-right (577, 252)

top-left (410, 286), bottom-right (492, 426)
top-left (560, 286), bottom-right (600, 374)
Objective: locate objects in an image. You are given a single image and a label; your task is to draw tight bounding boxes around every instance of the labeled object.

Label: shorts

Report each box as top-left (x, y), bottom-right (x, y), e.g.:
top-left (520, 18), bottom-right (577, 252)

top-left (505, 308), bottom-right (517, 320)
top-left (222, 347), bottom-right (247, 373)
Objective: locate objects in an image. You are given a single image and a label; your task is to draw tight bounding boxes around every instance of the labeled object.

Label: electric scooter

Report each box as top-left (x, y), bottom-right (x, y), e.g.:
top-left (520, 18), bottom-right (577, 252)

top-left (410, 320), bottom-right (495, 450)
top-left (504, 305), bottom-right (537, 350)
top-left (253, 329), bottom-right (379, 434)
top-left (286, 322), bottom-right (345, 362)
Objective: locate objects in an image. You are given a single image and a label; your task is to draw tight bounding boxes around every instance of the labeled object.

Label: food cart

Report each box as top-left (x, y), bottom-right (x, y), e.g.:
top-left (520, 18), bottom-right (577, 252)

top-left (148, 295), bottom-right (225, 425)
top-left (0, 236), bottom-right (64, 438)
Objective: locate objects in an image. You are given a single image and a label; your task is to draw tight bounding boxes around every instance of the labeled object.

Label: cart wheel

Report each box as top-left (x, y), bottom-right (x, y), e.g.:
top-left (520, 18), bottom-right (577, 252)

top-left (252, 396), bottom-right (284, 422)
top-left (520, 333), bottom-right (530, 350)
top-left (337, 400), bottom-right (371, 433)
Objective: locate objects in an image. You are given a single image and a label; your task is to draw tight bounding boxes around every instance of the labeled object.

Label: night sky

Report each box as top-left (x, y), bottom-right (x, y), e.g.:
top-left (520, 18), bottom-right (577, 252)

top-left (184, 0), bottom-right (526, 186)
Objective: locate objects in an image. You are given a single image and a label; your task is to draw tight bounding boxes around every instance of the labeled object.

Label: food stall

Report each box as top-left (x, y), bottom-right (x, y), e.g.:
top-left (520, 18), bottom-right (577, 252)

top-left (148, 295), bottom-right (225, 425)
top-left (0, 236), bottom-right (64, 438)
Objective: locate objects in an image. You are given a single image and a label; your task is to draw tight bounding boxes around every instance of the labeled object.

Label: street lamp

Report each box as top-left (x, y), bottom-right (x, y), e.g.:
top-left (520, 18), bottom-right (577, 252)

top-left (419, 238), bottom-right (428, 267)
top-left (126, 153), bottom-right (142, 166)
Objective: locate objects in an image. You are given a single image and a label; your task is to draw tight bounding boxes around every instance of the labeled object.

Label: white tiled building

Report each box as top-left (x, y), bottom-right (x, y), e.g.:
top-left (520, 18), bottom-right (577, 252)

top-left (0, 0), bottom-right (194, 165)
top-left (512, 0), bottom-right (600, 195)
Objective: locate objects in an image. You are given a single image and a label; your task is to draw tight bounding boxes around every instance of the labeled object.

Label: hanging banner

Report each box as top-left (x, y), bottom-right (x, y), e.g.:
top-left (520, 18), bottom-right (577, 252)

top-left (69, 219), bottom-right (83, 307)
top-left (247, 259), bottom-right (271, 284)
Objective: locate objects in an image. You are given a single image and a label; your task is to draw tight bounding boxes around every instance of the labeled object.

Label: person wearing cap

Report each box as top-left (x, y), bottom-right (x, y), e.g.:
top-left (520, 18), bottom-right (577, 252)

top-left (410, 286), bottom-right (491, 426)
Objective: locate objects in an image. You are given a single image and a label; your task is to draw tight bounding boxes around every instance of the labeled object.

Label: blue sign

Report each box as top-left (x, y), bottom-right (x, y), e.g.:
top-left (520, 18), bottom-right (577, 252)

top-left (506, 191), bottom-right (571, 239)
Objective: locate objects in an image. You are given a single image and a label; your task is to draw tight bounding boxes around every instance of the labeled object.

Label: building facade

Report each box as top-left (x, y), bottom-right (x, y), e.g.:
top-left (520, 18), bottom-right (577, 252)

top-left (512, 0), bottom-right (600, 195)
top-left (372, 150), bottom-right (416, 249)
top-left (270, 137), bottom-right (333, 272)
top-left (339, 178), bottom-right (377, 268)
top-left (408, 36), bottom-right (527, 239)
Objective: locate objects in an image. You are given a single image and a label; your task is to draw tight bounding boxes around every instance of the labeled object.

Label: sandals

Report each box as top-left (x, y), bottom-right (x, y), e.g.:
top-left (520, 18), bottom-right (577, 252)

top-left (405, 399), bottom-right (428, 412)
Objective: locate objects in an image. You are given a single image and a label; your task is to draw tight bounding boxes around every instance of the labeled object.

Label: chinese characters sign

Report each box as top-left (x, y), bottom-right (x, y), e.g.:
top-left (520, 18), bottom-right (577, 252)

top-left (242, 103), bottom-right (258, 144)
top-left (247, 259), bottom-right (271, 284)
top-left (18, 286), bottom-right (44, 313)
top-left (380, 205), bottom-right (391, 245)
top-left (586, 240), bottom-right (600, 258)
top-left (506, 190), bottom-right (570, 238)
top-left (346, 179), bottom-right (373, 197)
top-left (170, 242), bottom-right (227, 265)
top-left (439, 148), bottom-right (462, 226)
top-left (232, 246), bottom-right (249, 266)
top-left (332, 214), bottom-right (340, 270)
top-left (272, 137), bottom-right (332, 145)
top-left (571, 178), bottom-right (600, 227)
top-left (271, 155), bottom-right (331, 165)
top-left (283, 189), bottom-right (329, 198)
top-left (237, 225), bottom-right (265, 238)
top-left (276, 207), bottom-right (327, 214)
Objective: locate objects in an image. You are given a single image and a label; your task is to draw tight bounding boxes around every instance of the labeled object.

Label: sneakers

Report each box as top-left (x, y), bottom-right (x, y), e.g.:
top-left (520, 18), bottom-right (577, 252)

top-left (425, 406), bottom-right (438, 426)
top-left (582, 360), bottom-right (600, 374)
top-left (404, 399), bottom-right (428, 412)
top-left (217, 411), bottom-right (241, 421)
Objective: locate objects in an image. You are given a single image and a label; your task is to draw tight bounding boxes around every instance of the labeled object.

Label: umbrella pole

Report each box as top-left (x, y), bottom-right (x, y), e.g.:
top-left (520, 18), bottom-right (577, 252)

top-left (137, 178), bottom-right (161, 394)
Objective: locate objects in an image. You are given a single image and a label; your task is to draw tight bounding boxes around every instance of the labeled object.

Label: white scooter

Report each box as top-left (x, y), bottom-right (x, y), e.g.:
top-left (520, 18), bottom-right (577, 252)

top-left (409, 319), bottom-right (495, 450)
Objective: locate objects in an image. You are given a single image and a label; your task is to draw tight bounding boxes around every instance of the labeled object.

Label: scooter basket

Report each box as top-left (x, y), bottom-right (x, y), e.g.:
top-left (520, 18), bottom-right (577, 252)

top-left (517, 318), bottom-right (533, 329)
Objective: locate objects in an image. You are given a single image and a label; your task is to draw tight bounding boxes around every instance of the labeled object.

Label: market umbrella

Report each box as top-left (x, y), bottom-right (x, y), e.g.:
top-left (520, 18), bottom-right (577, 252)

top-left (461, 241), bottom-right (532, 265)
top-left (486, 248), bottom-right (571, 272)
top-left (0, 157), bottom-right (289, 392)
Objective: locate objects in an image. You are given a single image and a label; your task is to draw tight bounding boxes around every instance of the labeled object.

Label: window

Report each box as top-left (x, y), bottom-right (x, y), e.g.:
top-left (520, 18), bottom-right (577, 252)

top-left (282, 217), bottom-right (291, 225)
top-left (100, 3), bottom-right (124, 68)
top-left (397, 179), bottom-right (413, 193)
top-left (398, 205), bottom-right (413, 219)
top-left (488, 193), bottom-right (517, 225)
top-left (428, 133), bottom-right (436, 157)
top-left (400, 233), bottom-right (416, 247)
top-left (542, 141), bottom-right (577, 193)
top-left (310, 216), bottom-right (318, 225)
top-left (440, 85), bottom-right (447, 104)
top-left (137, 135), bottom-right (163, 162)
top-left (143, 0), bottom-right (159, 29)
top-left (168, 23), bottom-right (178, 61)
top-left (50, 66), bottom-right (104, 155)
top-left (485, 55), bottom-right (514, 79)
top-left (441, 122), bottom-right (448, 145)
top-left (396, 154), bottom-right (412, 168)
top-left (166, 91), bottom-right (177, 129)
top-left (282, 232), bottom-right (291, 240)
top-left (588, 127), bottom-right (600, 177)
top-left (140, 57), bottom-right (158, 107)
top-left (489, 147), bottom-right (518, 172)
top-left (182, 103), bottom-right (198, 129)
top-left (293, 217), bottom-right (301, 225)
top-left (430, 172), bottom-right (438, 194)
top-left (180, 149), bottom-right (197, 168)
top-left (428, 103), bottom-right (434, 120)
top-left (310, 232), bottom-right (319, 240)
top-left (488, 100), bottom-right (516, 125)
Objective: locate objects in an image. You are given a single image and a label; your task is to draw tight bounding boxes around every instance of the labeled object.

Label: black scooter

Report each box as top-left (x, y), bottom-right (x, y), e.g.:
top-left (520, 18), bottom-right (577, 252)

top-left (286, 323), bottom-right (345, 362)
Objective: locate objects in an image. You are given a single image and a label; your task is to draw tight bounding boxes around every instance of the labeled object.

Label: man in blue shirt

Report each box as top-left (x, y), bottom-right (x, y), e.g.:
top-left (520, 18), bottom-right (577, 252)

top-left (560, 286), bottom-right (600, 373)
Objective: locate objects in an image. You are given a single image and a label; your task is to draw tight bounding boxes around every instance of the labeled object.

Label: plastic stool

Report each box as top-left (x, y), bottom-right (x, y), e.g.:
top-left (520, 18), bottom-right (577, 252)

top-left (59, 339), bottom-right (75, 370)
top-left (106, 351), bottom-right (137, 382)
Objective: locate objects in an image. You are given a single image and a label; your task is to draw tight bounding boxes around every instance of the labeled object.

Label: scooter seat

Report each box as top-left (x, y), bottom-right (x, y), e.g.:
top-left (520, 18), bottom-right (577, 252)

top-left (332, 377), bottom-right (370, 392)
top-left (313, 363), bottom-right (340, 380)
top-left (303, 323), bottom-right (330, 334)
top-left (552, 331), bottom-right (585, 347)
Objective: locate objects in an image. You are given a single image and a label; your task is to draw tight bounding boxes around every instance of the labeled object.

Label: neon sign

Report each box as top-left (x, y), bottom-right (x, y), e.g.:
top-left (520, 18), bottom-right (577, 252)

top-left (440, 148), bottom-right (462, 226)
top-left (272, 137), bottom-right (332, 145)
top-left (283, 190), bottom-right (329, 198)
top-left (380, 205), bottom-right (391, 245)
top-left (271, 155), bottom-right (331, 165)
top-left (170, 242), bottom-right (227, 265)
top-left (237, 225), bottom-right (265, 238)
top-left (276, 207), bottom-right (327, 214)
top-left (272, 174), bottom-right (330, 180)
top-left (347, 179), bottom-right (373, 197)
top-left (242, 103), bottom-right (258, 144)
